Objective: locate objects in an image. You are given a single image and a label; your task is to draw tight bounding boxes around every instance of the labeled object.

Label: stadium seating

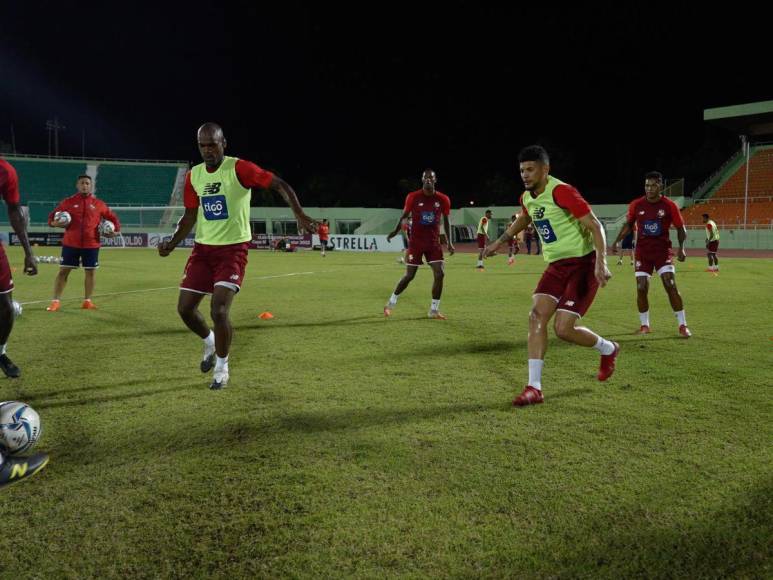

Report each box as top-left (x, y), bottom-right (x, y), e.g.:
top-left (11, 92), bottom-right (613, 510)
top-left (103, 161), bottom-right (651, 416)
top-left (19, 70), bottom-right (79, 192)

top-left (711, 147), bottom-right (773, 199)
top-left (95, 163), bottom-right (180, 205)
top-left (13, 160), bottom-right (86, 201)
top-left (682, 198), bottom-right (773, 226)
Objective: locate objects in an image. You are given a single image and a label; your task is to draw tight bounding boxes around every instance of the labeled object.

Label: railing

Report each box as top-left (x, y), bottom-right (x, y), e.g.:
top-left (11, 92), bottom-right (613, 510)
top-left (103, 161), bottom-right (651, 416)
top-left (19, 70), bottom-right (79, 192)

top-left (690, 195), bottom-right (773, 204)
top-left (684, 223), bottom-right (773, 230)
top-left (4, 153), bottom-right (189, 165)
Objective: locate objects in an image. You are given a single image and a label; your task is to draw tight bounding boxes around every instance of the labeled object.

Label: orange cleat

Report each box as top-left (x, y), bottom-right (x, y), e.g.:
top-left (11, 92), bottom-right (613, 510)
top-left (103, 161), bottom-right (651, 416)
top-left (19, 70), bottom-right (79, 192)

top-left (81, 300), bottom-right (97, 310)
top-left (636, 325), bottom-right (651, 334)
top-left (428, 310), bottom-right (447, 320)
top-left (513, 386), bottom-right (544, 407)
top-left (46, 300), bottom-right (61, 312)
top-left (383, 306), bottom-right (393, 317)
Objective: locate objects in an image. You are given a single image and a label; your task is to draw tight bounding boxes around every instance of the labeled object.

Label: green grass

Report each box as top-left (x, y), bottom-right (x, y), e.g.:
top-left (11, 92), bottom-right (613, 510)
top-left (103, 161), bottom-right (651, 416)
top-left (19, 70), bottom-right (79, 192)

top-left (1, 247), bottom-right (771, 578)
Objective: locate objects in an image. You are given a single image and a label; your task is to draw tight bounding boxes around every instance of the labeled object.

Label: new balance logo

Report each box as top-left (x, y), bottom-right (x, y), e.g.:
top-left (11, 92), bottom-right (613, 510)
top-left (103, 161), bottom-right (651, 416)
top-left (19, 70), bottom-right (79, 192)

top-left (533, 207), bottom-right (545, 219)
top-left (229, 274), bottom-right (239, 281)
top-left (10, 462), bottom-right (28, 479)
top-left (203, 182), bottom-right (222, 195)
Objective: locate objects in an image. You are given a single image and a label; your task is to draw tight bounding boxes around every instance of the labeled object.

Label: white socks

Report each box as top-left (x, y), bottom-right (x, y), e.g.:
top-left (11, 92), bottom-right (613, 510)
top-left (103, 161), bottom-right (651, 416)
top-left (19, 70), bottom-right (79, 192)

top-left (0, 343), bottom-right (6, 356)
top-left (204, 331), bottom-right (215, 348)
top-left (388, 293), bottom-right (399, 306)
top-left (528, 359), bottom-right (543, 390)
top-left (430, 299), bottom-right (440, 311)
top-left (675, 310), bottom-right (687, 326)
top-left (476, 260), bottom-right (483, 267)
top-left (215, 355), bottom-right (229, 371)
top-left (593, 336), bottom-right (616, 356)
top-left (639, 311), bottom-right (650, 327)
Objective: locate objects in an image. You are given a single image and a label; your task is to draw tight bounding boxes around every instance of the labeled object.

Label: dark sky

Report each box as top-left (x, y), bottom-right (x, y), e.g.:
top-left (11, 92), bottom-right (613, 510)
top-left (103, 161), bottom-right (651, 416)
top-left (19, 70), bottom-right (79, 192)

top-left (1, 2), bottom-right (769, 206)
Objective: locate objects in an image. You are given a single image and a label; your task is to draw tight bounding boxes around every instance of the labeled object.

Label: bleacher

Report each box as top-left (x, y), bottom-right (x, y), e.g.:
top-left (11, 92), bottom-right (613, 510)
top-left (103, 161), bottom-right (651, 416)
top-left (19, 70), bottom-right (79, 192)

top-left (682, 146), bottom-right (773, 227)
top-left (96, 163), bottom-right (181, 206)
top-left (2, 155), bottom-right (187, 225)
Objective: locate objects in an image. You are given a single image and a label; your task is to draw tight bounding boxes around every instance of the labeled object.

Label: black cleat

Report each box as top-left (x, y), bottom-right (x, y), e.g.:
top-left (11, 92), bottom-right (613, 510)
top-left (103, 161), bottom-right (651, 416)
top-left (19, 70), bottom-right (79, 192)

top-left (0, 354), bottom-right (21, 378)
top-left (200, 352), bottom-right (216, 373)
top-left (0, 452), bottom-right (49, 488)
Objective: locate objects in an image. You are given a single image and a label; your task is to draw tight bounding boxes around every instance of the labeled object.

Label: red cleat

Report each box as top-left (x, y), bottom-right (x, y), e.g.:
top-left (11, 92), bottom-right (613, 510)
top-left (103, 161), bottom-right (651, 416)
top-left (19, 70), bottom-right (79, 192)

top-left (513, 385), bottom-right (544, 407)
top-left (636, 325), bottom-right (651, 334)
top-left (81, 300), bottom-right (97, 310)
top-left (679, 325), bottom-right (692, 338)
top-left (597, 342), bottom-right (620, 382)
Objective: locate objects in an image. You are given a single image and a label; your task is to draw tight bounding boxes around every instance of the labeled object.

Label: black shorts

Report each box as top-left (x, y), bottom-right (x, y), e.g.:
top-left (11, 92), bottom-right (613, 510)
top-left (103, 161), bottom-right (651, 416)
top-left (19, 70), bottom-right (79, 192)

top-left (61, 246), bottom-right (100, 269)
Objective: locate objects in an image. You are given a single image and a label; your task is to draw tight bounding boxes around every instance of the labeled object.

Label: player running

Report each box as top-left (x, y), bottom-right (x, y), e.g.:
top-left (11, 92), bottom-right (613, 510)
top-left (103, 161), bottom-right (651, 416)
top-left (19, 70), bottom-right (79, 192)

top-left (475, 210), bottom-right (492, 270)
top-left (485, 146), bottom-right (618, 407)
top-left (612, 171), bottom-right (691, 337)
top-left (385, 169), bottom-right (454, 319)
top-left (158, 123), bottom-right (316, 389)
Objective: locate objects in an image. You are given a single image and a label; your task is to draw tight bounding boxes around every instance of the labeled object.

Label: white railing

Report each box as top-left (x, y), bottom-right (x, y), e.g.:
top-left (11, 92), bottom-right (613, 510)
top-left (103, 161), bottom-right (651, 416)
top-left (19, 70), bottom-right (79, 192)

top-left (5, 152), bottom-right (188, 165)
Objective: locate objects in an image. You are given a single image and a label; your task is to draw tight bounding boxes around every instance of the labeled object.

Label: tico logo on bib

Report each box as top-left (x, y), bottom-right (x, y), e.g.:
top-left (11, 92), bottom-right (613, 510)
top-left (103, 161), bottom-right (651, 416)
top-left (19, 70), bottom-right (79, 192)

top-left (533, 219), bottom-right (557, 243)
top-left (642, 219), bottom-right (662, 236)
top-left (202, 195), bottom-right (229, 220)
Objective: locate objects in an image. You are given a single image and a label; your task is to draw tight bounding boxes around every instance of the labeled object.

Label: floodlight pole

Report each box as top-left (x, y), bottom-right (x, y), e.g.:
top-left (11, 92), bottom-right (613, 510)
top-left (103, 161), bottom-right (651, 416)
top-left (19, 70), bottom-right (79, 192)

top-left (742, 135), bottom-right (750, 228)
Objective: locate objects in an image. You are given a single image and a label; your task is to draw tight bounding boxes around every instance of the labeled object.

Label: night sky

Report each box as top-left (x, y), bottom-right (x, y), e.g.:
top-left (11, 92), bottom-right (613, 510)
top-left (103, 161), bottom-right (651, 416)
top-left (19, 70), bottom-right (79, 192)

top-left (1, 3), bottom-right (769, 207)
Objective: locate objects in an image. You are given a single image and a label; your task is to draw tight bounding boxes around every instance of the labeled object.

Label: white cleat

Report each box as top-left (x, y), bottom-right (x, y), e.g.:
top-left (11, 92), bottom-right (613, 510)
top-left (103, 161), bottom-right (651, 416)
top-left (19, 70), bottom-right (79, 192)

top-left (209, 369), bottom-right (229, 390)
top-left (201, 344), bottom-right (216, 373)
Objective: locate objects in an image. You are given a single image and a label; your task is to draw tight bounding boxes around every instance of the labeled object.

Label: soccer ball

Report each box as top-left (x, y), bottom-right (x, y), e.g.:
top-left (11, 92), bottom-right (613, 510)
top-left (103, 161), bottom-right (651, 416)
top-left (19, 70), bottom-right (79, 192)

top-left (12, 300), bottom-right (22, 319)
top-left (53, 211), bottom-right (71, 226)
top-left (0, 401), bottom-right (42, 455)
top-left (99, 220), bottom-right (115, 235)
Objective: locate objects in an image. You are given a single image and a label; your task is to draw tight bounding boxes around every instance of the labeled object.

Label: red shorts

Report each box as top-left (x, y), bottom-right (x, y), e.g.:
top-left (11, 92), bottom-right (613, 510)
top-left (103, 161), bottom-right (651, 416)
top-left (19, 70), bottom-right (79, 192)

top-left (0, 245), bottom-right (13, 294)
top-left (534, 252), bottom-right (598, 317)
top-left (477, 234), bottom-right (487, 248)
top-left (635, 248), bottom-right (674, 277)
top-left (707, 241), bottom-right (719, 252)
top-left (181, 242), bottom-right (249, 294)
top-left (406, 241), bottom-right (443, 266)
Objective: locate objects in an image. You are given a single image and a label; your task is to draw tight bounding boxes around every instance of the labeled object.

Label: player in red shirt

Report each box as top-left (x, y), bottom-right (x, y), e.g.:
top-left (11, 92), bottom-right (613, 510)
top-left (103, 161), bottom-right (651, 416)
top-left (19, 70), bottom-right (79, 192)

top-left (507, 213), bottom-right (520, 266)
top-left (0, 158), bottom-right (38, 378)
top-left (612, 171), bottom-right (691, 337)
top-left (46, 175), bottom-right (121, 311)
top-left (385, 169), bottom-right (454, 319)
top-left (318, 219), bottom-right (330, 257)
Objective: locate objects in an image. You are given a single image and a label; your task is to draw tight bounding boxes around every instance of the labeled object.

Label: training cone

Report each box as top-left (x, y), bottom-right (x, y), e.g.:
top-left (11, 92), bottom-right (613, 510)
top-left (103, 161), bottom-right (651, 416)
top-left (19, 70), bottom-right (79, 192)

top-left (259, 311), bottom-right (274, 320)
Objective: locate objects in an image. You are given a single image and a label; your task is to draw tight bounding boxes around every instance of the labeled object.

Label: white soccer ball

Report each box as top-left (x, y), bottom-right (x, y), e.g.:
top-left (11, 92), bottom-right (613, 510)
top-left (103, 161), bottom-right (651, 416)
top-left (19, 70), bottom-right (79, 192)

top-left (99, 220), bottom-right (115, 235)
top-left (54, 211), bottom-right (71, 227)
top-left (12, 300), bottom-right (22, 319)
top-left (0, 401), bottom-right (41, 455)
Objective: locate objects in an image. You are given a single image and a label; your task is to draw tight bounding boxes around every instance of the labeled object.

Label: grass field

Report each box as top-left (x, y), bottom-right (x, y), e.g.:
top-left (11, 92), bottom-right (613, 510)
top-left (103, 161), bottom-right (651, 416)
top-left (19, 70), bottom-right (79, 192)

top-left (0, 246), bottom-right (770, 578)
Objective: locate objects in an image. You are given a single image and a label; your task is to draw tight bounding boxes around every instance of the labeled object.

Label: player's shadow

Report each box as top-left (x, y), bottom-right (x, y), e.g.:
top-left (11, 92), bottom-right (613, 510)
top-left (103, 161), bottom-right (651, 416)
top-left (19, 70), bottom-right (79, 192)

top-left (266, 401), bottom-right (508, 434)
top-left (32, 382), bottom-right (197, 410)
top-left (367, 340), bottom-right (523, 361)
top-left (21, 377), bottom-right (159, 399)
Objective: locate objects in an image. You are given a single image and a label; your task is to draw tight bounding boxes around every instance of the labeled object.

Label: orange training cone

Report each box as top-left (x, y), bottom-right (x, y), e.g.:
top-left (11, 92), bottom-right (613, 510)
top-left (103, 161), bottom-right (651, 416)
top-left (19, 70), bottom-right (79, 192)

top-left (259, 311), bottom-right (274, 320)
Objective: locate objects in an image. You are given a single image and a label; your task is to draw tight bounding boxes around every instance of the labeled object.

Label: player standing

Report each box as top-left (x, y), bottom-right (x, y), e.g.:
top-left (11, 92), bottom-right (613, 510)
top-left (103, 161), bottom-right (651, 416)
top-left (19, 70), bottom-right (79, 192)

top-left (507, 213), bottom-right (520, 266)
top-left (318, 219), bottom-right (330, 257)
top-left (475, 210), bottom-right (492, 270)
top-left (612, 171), bottom-right (691, 337)
top-left (385, 169), bottom-right (454, 319)
top-left (703, 213), bottom-right (720, 274)
top-left (485, 146), bottom-right (618, 407)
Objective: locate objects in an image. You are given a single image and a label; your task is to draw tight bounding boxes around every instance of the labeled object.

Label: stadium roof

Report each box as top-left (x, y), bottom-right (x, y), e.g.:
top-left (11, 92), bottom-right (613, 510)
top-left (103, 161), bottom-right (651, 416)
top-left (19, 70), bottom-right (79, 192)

top-left (704, 100), bottom-right (773, 137)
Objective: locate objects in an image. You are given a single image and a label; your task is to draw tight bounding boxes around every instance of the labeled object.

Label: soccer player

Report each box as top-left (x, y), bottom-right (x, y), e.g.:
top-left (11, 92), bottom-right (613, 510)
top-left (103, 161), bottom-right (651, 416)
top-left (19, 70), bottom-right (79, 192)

top-left (318, 219), bottom-right (330, 257)
top-left (0, 157), bottom-right (38, 378)
top-left (46, 175), bottom-right (121, 311)
top-left (612, 171), bottom-right (691, 337)
top-left (475, 210), bottom-right (493, 269)
top-left (524, 223), bottom-right (540, 255)
top-left (158, 123), bottom-right (316, 389)
top-left (507, 213), bottom-right (520, 266)
top-left (0, 451), bottom-right (49, 488)
top-left (485, 146), bottom-right (618, 407)
top-left (617, 230), bottom-right (634, 266)
top-left (385, 169), bottom-right (454, 319)
top-left (703, 213), bottom-right (720, 274)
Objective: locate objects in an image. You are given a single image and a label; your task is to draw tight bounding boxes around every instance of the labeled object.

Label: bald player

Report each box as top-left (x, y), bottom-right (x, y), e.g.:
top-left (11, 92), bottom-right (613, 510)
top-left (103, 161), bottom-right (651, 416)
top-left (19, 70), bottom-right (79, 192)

top-left (159, 123), bottom-right (316, 389)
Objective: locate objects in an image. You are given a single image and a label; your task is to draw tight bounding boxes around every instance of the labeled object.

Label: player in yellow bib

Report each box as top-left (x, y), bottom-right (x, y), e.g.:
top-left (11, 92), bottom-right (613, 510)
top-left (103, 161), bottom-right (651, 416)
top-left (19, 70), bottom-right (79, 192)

top-left (702, 213), bottom-right (720, 274)
top-left (158, 123), bottom-right (316, 389)
top-left (475, 209), bottom-right (492, 269)
top-left (485, 146), bottom-right (617, 407)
